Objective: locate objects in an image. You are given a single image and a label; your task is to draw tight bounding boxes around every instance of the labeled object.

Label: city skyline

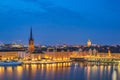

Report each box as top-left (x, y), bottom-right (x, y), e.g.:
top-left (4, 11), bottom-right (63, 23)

top-left (0, 1), bottom-right (120, 80)
top-left (0, 27), bottom-right (119, 46)
top-left (0, 0), bottom-right (120, 45)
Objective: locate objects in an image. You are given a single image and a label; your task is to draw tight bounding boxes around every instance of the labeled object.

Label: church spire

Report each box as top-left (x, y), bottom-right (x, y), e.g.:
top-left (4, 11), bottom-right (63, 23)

top-left (28, 27), bottom-right (34, 53)
top-left (30, 27), bottom-right (33, 40)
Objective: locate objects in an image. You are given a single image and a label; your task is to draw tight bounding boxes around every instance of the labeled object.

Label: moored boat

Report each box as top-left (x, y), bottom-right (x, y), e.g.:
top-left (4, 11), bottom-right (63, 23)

top-left (0, 60), bottom-right (23, 66)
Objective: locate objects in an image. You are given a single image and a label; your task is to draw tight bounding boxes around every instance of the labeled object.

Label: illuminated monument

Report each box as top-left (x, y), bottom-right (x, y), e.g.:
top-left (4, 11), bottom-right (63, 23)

top-left (28, 28), bottom-right (34, 53)
top-left (87, 39), bottom-right (92, 47)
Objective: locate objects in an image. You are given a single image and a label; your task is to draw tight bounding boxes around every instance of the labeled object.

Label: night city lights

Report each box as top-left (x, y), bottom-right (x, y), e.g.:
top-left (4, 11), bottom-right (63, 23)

top-left (0, 0), bottom-right (120, 80)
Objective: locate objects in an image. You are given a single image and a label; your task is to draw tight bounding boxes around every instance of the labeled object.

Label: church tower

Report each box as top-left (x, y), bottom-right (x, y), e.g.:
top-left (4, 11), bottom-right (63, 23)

top-left (87, 39), bottom-right (92, 47)
top-left (28, 27), bottom-right (34, 53)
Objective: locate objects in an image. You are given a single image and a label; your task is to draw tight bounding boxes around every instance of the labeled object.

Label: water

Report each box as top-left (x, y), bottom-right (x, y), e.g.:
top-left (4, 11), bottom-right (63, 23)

top-left (0, 62), bottom-right (119, 80)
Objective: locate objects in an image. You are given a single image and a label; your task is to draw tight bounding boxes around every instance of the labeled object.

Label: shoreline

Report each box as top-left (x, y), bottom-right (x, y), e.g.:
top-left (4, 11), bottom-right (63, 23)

top-left (23, 60), bottom-right (72, 64)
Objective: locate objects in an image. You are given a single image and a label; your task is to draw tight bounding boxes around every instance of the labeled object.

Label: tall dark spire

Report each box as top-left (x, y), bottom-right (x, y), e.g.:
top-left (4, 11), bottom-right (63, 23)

top-left (28, 27), bottom-right (35, 53)
top-left (30, 27), bottom-right (33, 40)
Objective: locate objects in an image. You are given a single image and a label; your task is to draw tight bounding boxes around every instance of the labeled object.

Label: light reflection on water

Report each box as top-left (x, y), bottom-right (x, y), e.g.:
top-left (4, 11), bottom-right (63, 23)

top-left (112, 69), bottom-right (117, 80)
top-left (0, 62), bottom-right (119, 80)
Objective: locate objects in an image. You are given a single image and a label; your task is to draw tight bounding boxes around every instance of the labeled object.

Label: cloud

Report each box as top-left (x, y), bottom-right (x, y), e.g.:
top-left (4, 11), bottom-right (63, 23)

top-left (1, 0), bottom-right (119, 28)
top-left (0, 0), bottom-right (83, 26)
top-left (0, 0), bottom-right (46, 15)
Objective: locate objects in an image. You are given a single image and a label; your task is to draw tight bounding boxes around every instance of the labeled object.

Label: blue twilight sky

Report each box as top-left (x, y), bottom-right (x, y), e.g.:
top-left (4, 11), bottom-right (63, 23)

top-left (0, 0), bottom-right (120, 45)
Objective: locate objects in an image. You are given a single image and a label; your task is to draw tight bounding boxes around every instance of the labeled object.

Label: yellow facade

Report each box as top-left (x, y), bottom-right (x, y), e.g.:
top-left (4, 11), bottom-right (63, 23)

top-left (0, 52), bottom-right (18, 60)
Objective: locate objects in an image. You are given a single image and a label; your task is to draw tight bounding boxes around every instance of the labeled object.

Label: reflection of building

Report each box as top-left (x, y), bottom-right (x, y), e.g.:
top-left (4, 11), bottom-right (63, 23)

top-left (87, 39), bottom-right (92, 47)
top-left (28, 28), bottom-right (34, 53)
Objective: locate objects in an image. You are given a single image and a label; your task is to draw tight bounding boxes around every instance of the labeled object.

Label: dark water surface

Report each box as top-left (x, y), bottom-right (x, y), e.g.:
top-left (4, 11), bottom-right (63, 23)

top-left (0, 62), bottom-right (119, 80)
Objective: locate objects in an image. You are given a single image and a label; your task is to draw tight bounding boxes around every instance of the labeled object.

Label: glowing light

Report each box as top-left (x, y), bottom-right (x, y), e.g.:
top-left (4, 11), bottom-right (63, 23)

top-left (112, 69), bottom-right (117, 80)
top-left (17, 66), bottom-right (23, 78)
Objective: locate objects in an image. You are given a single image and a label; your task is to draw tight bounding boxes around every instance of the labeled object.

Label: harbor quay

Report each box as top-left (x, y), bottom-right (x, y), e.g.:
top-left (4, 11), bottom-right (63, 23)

top-left (0, 50), bottom-right (120, 64)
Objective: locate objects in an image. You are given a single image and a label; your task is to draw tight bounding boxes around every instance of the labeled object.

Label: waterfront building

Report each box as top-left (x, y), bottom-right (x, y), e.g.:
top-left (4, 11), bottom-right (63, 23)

top-left (0, 50), bottom-right (25, 60)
